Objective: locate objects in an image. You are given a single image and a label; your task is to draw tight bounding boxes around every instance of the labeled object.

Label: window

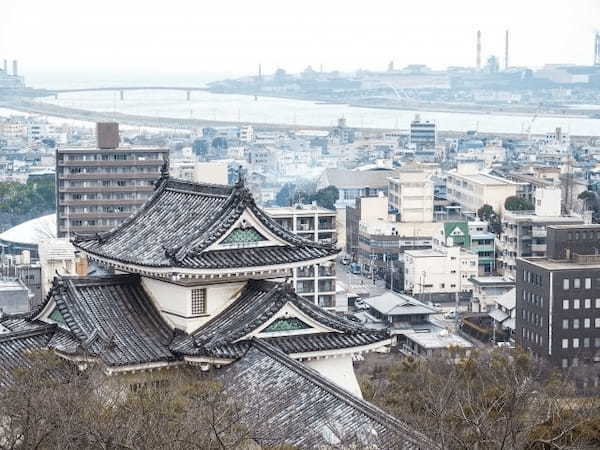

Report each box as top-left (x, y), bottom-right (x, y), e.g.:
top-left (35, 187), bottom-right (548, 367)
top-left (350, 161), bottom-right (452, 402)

top-left (563, 279), bottom-right (569, 290)
top-left (562, 339), bottom-right (569, 349)
top-left (573, 338), bottom-right (580, 349)
top-left (574, 299), bottom-right (580, 310)
top-left (574, 278), bottom-right (581, 289)
top-left (596, 298), bottom-right (600, 308)
top-left (596, 318), bottom-right (600, 328)
top-left (585, 318), bottom-right (591, 329)
top-left (562, 319), bottom-right (569, 329)
top-left (585, 298), bottom-right (591, 309)
top-left (584, 338), bottom-right (590, 348)
top-left (563, 299), bottom-right (569, 310)
top-left (596, 338), bottom-right (600, 348)
top-left (191, 288), bottom-right (206, 315)
top-left (562, 358), bottom-right (568, 369)
top-left (573, 319), bottom-right (580, 329)
top-left (585, 278), bottom-right (592, 289)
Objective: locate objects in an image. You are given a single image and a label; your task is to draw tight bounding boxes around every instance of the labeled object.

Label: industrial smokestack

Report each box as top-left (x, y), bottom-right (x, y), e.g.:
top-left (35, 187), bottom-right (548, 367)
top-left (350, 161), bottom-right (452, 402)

top-left (595, 32), bottom-right (600, 66)
top-left (476, 31), bottom-right (482, 70)
top-left (3, 60), bottom-right (7, 73)
top-left (505, 30), bottom-right (509, 70)
top-left (12, 60), bottom-right (18, 77)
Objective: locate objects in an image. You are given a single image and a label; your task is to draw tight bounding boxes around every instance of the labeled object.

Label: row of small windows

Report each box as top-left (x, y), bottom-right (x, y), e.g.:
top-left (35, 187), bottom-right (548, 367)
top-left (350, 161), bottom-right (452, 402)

top-left (562, 298), bottom-right (600, 310)
top-left (561, 337), bottom-right (600, 349)
top-left (522, 327), bottom-right (542, 346)
top-left (521, 310), bottom-right (543, 327)
top-left (567, 231), bottom-right (600, 241)
top-left (563, 277), bottom-right (594, 290)
top-left (523, 270), bottom-right (543, 287)
top-left (562, 357), bottom-right (600, 369)
top-left (522, 290), bottom-right (544, 308)
top-left (562, 317), bottom-right (600, 329)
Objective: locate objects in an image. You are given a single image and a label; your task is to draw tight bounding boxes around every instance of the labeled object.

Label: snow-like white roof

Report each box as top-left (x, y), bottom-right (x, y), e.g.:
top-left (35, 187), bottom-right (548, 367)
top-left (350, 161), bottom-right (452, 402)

top-left (0, 214), bottom-right (56, 246)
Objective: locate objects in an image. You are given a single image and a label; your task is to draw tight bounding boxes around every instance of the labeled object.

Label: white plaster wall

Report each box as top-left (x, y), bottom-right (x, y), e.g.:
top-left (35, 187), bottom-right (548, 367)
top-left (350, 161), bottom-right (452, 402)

top-left (305, 355), bottom-right (363, 398)
top-left (142, 277), bottom-right (245, 333)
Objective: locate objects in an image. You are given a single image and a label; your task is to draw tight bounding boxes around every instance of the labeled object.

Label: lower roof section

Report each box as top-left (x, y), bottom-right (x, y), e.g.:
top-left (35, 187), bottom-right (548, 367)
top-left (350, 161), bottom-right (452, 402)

top-left (2, 275), bottom-right (389, 371)
top-left (225, 340), bottom-right (435, 449)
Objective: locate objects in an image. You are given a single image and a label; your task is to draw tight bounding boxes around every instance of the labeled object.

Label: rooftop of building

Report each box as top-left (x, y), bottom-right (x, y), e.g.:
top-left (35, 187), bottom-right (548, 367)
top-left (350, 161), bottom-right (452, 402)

top-left (547, 224), bottom-right (600, 230)
top-left (520, 255), bottom-right (600, 270)
top-left (470, 276), bottom-right (515, 287)
top-left (57, 145), bottom-right (167, 153)
top-left (364, 292), bottom-right (437, 317)
top-left (264, 204), bottom-right (336, 217)
top-left (0, 213), bottom-right (56, 246)
top-left (403, 323), bottom-right (473, 349)
top-left (0, 279), bottom-right (28, 292)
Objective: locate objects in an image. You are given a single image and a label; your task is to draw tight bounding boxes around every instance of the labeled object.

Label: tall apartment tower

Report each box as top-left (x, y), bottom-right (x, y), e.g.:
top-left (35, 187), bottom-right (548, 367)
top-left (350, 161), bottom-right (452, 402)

top-left (56, 123), bottom-right (169, 238)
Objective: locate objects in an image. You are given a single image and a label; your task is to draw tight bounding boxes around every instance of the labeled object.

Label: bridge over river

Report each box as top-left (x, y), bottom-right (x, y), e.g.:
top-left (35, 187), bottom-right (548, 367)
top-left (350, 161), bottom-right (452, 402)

top-left (41, 86), bottom-right (209, 101)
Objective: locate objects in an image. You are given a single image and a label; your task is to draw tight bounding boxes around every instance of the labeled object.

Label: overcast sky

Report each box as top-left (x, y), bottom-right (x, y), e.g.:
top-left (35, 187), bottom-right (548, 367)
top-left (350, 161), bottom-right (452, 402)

top-left (1, 0), bottom-right (599, 79)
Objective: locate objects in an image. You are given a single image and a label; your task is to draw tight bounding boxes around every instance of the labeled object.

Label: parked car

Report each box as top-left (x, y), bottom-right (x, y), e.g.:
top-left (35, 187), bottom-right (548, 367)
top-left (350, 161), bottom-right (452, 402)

top-left (341, 256), bottom-right (351, 265)
top-left (354, 299), bottom-right (369, 310)
top-left (444, 311), bottom-right (456, 320)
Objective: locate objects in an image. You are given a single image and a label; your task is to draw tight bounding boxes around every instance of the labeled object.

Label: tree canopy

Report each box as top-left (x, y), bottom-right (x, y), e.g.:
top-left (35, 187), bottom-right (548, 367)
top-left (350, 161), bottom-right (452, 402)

top-left (504, 195), bottom-right (534, 211)
top-left (0, 176), bottom-right (56, 229)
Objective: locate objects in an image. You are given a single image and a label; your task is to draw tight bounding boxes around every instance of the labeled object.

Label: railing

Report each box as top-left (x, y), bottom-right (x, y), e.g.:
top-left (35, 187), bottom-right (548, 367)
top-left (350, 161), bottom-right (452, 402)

top-left (574, 253), bottom-right (600, 264)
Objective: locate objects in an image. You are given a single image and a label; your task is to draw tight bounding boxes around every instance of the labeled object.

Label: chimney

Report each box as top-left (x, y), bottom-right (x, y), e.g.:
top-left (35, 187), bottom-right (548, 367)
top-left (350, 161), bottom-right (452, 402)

top-left (12, 60), bottom-right (17, 77)
top-left (96, 122), bottom-right (120, 149)
top-left (504, 30), bottom-right (509, 70)
top-left (476, 31), bottom-right (482, 70)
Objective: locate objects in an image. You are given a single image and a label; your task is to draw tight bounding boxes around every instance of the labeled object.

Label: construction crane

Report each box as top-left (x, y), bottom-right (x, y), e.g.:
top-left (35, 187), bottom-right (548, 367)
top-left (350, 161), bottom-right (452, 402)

top-left (525, 103), bottom-right (543, 142)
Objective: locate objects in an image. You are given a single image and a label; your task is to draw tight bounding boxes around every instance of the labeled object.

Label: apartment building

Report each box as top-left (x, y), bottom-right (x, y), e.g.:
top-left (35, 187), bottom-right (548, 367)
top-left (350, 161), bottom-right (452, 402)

top-left (498, 187), bottom-right (583, 278)
top-left (264, 204), bottom-right (337, 309)
top-left (56, 123), bottom-right (169, 237)
top-left (388, 169), bottom-right (434, 223)
top-left (446, 162), bottom-right (517, 214)
top-left (440, 221), bottom-right (496, 274)
top-left (516, 224), bottom-right (600, 369)
top-left (409, 114), bottom-right (436, 150)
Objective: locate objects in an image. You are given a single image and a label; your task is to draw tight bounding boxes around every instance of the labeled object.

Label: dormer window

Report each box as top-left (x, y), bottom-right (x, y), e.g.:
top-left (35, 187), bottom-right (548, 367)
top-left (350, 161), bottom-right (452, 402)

top-left (191, 289), bottom-right (207, 316)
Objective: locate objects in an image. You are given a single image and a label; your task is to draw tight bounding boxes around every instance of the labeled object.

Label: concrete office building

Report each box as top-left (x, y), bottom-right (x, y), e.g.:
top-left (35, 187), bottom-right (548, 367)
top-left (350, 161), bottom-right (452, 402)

top-left (516, 224), bottom-right (600, 369)
top-left (388, 170), bottom-right (434, 223)
top-left (498, 187), bottom-right (583, 278)
top-left (265, 204), bottom-right (337, 309)
top-left (446, 162), bottom-right (518, 214)
top-left (404, 234), bottom-right (478, 295)
top-left (56, 123), bottom-right (169, 237)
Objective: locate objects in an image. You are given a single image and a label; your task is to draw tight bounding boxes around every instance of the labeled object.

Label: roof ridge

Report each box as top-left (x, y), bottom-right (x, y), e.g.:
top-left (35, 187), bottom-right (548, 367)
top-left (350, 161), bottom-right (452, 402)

top-left (249, 339), bottom-right (436, 448)
top-left (0, 323), bottom-right (57, 343)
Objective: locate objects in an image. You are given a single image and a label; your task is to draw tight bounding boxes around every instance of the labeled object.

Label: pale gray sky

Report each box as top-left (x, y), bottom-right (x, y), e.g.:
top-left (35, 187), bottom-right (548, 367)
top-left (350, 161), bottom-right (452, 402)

top-left (1, 0), bottom-right (599, 77)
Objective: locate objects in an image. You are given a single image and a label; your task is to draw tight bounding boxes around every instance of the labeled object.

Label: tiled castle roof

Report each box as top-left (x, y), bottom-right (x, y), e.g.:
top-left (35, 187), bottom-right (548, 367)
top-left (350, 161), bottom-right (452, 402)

top-left (2, 275), bottom-right (388, 370)
top-left (74, 177), bottom-right (339, 270)
top-left (172, 280), bottom-right (388, 359)
top-left (226, 340), bottom-right (436, 449)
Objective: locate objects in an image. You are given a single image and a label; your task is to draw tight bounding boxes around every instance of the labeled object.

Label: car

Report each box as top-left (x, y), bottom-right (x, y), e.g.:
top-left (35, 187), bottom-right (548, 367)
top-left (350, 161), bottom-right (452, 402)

top-left (354, 299), bottom-right (369, 310)
top-left (444, 311), bottom-right (456, 320)
top-left (340, 256), bottom-right (351, 265)
top-left (433, 303), bottom-right (442, 308)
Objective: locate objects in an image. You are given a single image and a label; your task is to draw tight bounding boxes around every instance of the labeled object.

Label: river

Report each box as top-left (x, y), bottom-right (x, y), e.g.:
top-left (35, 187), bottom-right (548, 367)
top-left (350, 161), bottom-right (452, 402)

top-left (25, 89), bottom-right (600, 136)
